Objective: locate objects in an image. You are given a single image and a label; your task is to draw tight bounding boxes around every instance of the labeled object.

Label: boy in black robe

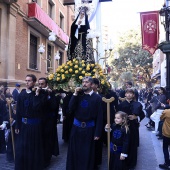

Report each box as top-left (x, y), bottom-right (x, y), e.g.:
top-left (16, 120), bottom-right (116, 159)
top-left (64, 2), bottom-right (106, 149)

top-left (118, 88), bottom-right (144, 170)
top-left (15, 74), bottom-right (48, 170)
top-left (66, 76), bottom-right (103, 170)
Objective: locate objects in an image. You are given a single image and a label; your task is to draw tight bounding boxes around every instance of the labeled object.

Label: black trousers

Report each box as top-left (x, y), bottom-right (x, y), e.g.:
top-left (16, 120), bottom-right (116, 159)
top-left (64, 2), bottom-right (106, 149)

top-left (0, 130), bottom-right (6, 153)
top-left (163, 136), bottom-right (170, 165)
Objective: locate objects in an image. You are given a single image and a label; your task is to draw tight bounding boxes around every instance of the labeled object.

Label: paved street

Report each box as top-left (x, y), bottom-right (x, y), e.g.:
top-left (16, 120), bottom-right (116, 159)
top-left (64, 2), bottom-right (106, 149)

top-left (0, 116), bottom-right (164, 170)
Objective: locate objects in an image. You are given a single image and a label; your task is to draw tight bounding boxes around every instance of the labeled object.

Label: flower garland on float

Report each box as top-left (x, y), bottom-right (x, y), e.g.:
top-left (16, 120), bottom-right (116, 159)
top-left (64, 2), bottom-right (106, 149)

top-left (47, 59), bottom-right (110, 93)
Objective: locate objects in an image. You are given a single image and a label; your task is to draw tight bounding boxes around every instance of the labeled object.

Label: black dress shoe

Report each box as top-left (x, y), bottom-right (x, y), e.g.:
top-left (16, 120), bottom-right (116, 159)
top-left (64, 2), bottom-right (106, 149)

top-left (159, 163), bottom-right (170, 169)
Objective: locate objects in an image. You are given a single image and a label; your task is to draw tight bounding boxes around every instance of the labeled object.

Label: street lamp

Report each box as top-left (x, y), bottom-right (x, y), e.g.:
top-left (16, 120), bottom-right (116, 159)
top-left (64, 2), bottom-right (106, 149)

top-left (48, 30), bottom-right (57, 42)
top-left (160, 0), bottom-right (170, 99)
top-left (38, 31), bottom-right (60, 73)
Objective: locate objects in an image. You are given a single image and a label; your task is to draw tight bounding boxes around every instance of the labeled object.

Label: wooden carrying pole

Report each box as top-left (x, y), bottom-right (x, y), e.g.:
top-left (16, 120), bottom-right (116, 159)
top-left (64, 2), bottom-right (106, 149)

top-left (6, 99), bottom-right (15, 160)
top-left (102, 97), bottom-right (115, 170)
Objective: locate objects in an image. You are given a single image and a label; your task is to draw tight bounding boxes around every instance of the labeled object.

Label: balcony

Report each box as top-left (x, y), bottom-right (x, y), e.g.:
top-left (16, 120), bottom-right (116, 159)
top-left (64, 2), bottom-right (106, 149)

top-left (26, 3), bottom-right (69, 49)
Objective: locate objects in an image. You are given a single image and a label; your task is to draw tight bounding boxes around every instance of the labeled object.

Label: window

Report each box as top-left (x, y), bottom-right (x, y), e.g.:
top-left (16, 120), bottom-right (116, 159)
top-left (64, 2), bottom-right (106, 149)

top-left (60, 13), bottom-right (64, 30)
top-left (47, 44), bottom-right (52, 72)
top-left (29, 34), bottom-right (38, 70)
top-left (59, 51), bottom-right (63, 65)
top-left (48, 1), bottom-right (53, 18)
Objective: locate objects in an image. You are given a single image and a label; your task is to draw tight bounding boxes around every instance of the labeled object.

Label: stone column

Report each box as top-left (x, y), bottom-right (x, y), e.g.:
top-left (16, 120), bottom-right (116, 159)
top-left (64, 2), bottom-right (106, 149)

top-left (6, 3), bottom-right (18, 80)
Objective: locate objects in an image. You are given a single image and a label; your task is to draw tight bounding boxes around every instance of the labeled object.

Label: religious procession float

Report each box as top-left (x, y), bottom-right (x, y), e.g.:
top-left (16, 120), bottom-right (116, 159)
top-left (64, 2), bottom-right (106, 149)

top-left (47, 1), bottom-right (110, 93)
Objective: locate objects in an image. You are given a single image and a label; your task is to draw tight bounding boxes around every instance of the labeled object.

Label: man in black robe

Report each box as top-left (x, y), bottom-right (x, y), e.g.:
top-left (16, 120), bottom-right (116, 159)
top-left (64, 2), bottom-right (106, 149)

top-left (15, 74), bottom-right (48, 170)
top-left (62, 91), bottom-right (74, 143)
top-left (38, 77), bottom-right (60, 168)
top-left (118, 88), bottom-right (144, 170)
top-left (91, 78), bottom-right (103, 169)
top-left (12, 83), bottom-right (20, 103)
top-left (66, 76), bottom-right (103, 170)
top-left (92, 79), bottom-right (118, 169)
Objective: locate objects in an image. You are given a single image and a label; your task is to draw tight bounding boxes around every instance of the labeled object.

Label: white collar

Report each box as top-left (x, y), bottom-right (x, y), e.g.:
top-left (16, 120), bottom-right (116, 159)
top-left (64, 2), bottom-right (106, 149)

top-left (84, 90), bottom-right (93, 96)
top-left (26, 89), bottom-right (31, 94)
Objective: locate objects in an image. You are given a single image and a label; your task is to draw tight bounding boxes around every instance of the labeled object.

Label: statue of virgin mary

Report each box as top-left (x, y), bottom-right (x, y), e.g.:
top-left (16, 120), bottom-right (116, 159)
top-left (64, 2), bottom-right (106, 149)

top-left (67, 6), bottom-right (95, 63)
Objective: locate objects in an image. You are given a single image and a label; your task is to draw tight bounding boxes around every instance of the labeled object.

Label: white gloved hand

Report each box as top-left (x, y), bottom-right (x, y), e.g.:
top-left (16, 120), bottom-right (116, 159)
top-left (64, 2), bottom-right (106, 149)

top-left (0, 123), bottom-right (6, 130)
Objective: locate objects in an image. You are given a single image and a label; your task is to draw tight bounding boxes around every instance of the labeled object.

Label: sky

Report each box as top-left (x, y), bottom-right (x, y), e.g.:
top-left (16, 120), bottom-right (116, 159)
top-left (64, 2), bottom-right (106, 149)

top-left (100, 0), bottom-right (163, 43)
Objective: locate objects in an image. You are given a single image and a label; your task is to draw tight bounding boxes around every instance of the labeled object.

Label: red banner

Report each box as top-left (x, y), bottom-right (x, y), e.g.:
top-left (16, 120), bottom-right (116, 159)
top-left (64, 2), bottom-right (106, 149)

top-left (140, 11), bottom-right (159, 55)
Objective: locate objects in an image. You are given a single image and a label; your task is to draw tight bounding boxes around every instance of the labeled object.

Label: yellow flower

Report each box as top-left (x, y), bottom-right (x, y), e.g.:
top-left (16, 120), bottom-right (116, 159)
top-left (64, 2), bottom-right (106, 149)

top-left (57, 74), bottom-right (60, 76)
top-left (57, 77), bottom-right (60, 81)
top-left (56, 68), bottom-right (60, 72)
top-left (101, 79), bottom-right (105, 84)
top-left (73, 59), bottom-right (76, 62)
top-left (79, 76), bottom-right (83, 79)
top-left (75, 70), bottom-right (79, 74)
top-left (61, 69), bottom-right (64, 73)
top-left (65, 71), bottom-right (68, 74)
top-left (67, 61), bottom-right (70, 64)
top-left (86, 67), bottom-right (90, 71)
top-left (100, 73), bottom-right (103, 76)
top-left (88, 73), bottom-right (91, 76)
top-left (101, 81), bottom-right (105, 85)
top-left (79, 68), bottom-right (82, 71)
top-left (82, 70), bottom-right (85, 74)
top-left (82, 64), bottom-right (85, 67)
top-left (91, 64), bottom-right (94, 67)
top-left (62, 77), bottom-right (65, 80)
top-left (82, 60), bottom-right (85, 63)
top-left (93, 69), bottom-right (96, 72)
top-left (72, 74), bottom-right (75, 77)
top-left (65, 65), bottom-right (68, 69)
top-left (69, 63), bottom-right (73, 66)
top-left (75, 60), bottom-right (78, 64)
top-left (74, 65), bottom-right (78, 68)
top-left (69, 68), bottom-right (73, 72)
top-left (85, 73), bottom-right (89, 76)
top-left (92, 76), bottom-right (96, 78)
top-left (48, 74), bottom-right (54, 80)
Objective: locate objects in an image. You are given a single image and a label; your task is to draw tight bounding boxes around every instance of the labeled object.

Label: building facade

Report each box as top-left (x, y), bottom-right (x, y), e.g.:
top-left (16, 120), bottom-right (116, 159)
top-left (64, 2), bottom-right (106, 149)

top-left (0, 0), bottom-right (74, 87)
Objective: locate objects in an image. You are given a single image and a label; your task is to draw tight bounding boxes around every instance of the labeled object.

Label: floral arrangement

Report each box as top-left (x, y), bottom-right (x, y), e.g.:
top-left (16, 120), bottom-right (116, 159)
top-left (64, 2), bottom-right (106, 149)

top-left (47, 59), bottom-right (110, 93)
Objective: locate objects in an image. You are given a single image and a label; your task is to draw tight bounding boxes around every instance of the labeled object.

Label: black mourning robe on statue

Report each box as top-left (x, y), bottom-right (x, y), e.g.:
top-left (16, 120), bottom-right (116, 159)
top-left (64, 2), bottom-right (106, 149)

top-left (15, 89), bottom-right (48, 170)
top-left (118, 100), bottom-right (143, 169)
top-left (66, 92), bottom-right (103, 170)
top-left (67, 11), bottom-right (94, 62)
